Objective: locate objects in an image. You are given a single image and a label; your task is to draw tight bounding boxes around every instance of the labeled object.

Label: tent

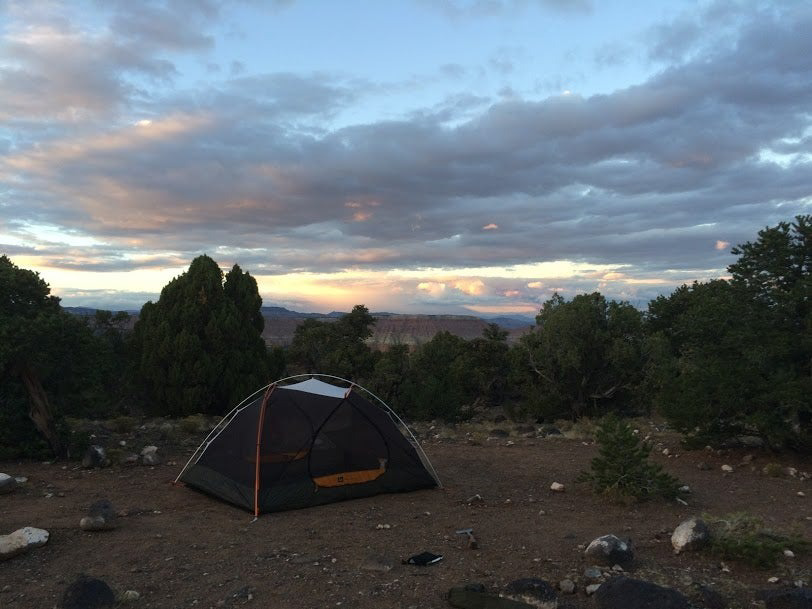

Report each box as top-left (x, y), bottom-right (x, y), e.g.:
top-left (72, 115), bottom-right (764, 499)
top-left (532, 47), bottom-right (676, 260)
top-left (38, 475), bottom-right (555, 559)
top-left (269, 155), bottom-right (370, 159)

top-left (175, 375), bottom-right (441, 515)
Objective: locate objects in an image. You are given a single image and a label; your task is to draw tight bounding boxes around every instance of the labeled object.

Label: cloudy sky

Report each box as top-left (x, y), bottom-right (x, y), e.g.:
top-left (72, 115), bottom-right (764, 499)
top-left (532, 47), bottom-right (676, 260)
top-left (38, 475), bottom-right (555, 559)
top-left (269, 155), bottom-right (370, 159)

top-left (2, 1), bottom-right (810, 315)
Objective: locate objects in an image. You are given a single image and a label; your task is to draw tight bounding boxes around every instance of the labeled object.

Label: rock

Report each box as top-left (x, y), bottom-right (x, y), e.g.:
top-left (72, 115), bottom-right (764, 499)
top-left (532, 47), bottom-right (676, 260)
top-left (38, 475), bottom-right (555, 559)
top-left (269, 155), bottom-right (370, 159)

top-left (585, 584), bottom-right (601, 596)
top-left (594, 576), bottom-right (690, 609)
top-left (0, 526), bottom-right (49, 561)
top-left (721, 464), bottom-right (734, 473)
top-left (0, 531), bottom-right (29, 561)
top-left (140, 445), bottom-right (161, 466)
top-left (671, 517), bottom-right (710, 554)
top-left (81, 445), bottom-right (109, 469)
top-left (584, 535), bottom-right (634, 567)
top-left (448, 584), bottom-right (537, 609)
top-left (15, 526), bottom-right (49, 548)
top-left (121, 590), bottom-right (140, 602)
top-left (60, 575), bottom-right (115, 609)
top-left (757, 588), bottom-right (812, 609)
top-left (583, 567), bottom-right (603, 580)
top-left (80, 499), bottom-right (117, 531)
top-left (559, 580), bottom-right (575, 594)
top-left (550, 482), bottom-right (565, 492)
top-left (0, 473), bottom-right (17, 494)
top-left (501, 578), bottom-right (558, 609)
top-left (694, 584), bottom-right (727, 609)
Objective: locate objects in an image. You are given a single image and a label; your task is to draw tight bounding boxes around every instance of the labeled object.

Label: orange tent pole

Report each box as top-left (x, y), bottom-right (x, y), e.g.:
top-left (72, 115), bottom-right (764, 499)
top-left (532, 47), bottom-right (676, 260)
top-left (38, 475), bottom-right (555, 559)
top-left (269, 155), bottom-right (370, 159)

top-left (254, 384), bottom-right (276, 518)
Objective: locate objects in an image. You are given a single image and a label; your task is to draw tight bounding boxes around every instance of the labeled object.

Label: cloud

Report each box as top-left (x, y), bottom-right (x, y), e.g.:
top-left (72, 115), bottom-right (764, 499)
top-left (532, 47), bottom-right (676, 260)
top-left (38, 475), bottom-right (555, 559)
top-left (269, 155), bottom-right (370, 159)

top-left (3, 2), bottom-right (812, 313)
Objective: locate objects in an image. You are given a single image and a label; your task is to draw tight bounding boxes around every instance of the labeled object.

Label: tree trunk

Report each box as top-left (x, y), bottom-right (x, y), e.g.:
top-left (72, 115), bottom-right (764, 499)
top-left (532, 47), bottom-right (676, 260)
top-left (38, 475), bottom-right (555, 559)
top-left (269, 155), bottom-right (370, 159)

top-left (19, 364), bottom-right (65, 458)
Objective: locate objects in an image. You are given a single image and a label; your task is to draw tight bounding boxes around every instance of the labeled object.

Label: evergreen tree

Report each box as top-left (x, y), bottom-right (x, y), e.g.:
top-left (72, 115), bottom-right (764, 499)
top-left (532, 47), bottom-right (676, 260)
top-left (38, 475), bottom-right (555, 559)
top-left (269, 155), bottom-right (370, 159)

top-left (130, 255), bottom-right (270, 416)
top-left (518, 292), bottom-right (646, 420)
top-left (648, 217), bottom-right (811, 450)
top-left (577, 416), bottom-right (681, 501)
top-left (287, 304), bottom-right (377, 381)
top-left (0, 256), bottom-right (108, 457)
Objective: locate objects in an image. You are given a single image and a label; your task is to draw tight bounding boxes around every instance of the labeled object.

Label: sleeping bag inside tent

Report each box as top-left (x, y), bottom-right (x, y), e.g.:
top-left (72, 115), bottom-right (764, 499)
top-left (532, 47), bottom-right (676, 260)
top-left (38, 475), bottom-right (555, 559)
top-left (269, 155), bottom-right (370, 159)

top-left (175, 376), bottom-right (440, 515)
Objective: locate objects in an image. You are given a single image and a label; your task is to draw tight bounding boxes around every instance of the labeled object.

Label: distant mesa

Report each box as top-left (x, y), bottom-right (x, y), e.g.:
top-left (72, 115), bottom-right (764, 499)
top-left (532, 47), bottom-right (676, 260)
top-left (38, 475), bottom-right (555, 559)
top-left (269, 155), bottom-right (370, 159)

top-left (63, 305), bottom-right (534, 348)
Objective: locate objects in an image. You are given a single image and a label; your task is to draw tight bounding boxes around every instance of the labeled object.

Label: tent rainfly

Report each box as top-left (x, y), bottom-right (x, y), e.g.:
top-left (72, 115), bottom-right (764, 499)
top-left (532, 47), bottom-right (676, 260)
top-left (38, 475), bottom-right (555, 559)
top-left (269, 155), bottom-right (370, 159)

top-left (175, 375), bottom-right (441, 515)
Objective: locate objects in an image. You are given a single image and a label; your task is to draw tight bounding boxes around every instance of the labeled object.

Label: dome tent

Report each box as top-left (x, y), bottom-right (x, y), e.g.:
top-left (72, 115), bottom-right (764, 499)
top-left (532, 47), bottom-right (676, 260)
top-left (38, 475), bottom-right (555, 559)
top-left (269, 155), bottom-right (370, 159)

top-left (175, 375), bottom-right (440, 516)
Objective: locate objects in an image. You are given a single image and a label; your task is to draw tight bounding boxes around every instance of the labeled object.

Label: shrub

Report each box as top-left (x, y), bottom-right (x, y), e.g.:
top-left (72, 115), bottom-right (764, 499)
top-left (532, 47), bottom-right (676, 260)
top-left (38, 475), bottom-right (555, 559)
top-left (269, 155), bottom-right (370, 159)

top-left (576, 415), bottom-right (681, 501)
top-left (107, 415), bottom-right (137, 434)
top-left (705, 513), bottom-right (807, 568)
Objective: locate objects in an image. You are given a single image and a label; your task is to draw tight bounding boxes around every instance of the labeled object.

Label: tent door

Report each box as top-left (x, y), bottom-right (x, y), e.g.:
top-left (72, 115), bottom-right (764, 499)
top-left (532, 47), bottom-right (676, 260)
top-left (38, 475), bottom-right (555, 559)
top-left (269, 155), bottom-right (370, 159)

top-left (309, 401), bottom-right (389, 488)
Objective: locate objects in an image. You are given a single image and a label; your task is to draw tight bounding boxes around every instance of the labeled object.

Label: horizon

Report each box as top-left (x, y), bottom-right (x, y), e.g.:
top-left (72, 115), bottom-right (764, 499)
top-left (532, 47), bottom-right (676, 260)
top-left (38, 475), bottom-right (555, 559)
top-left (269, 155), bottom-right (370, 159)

top-left (2, 1), bottom-right (810, 315)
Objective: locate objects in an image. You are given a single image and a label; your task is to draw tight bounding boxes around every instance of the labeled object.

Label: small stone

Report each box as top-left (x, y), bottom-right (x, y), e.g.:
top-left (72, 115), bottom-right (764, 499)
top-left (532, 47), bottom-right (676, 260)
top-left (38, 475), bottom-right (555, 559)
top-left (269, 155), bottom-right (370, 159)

top-left (721, 464), bottom-right (734, 473)
top-left (671, 518), bottom-right (710, 554)
top-left (559, 579), bottom-right (575, 594)
top-left (678, 485), bottom-right (691, 493)
top-left (768, 577), bottom-right (780, 583)
top-left (585, 584), bottom-right (601, 595)
top-left (783, 549), bottom-right (795, 558)
top-left (121, 590), bottom-right (140, 602)
top-left (797, 491), bottom-right (806, 497)
top-left (550, 482), bottom-right (565, 492)
top-left (584, 567), bottom-right (602, 579)
top-left (375, 523), bottom-right (391, 530)
top-left (140, 445), bottom-right (161, 466)
top-left (662, 448), bottom-right (670, 456)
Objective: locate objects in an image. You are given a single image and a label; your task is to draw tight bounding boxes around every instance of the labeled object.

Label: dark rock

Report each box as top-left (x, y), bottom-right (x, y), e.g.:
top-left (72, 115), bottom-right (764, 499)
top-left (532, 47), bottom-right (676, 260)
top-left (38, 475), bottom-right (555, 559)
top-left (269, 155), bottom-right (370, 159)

top-left (594, 576), bottom-right (689, 609)
top-left (60, 575), bottom-right (115, 609)
top-left (0, 473), bottom-right (17, 494)
top-left (694, 583), bottom-right (727, 609)
top-left (584, 535), bottom-right (634, 566)
top-left (80, 499), bottom-right (117, 531)
top-left (671, 517), bottom-right (710, 553)
top-left (757, 588), bottom-right (812, 609)
top-left (501, 578), bottom-right (557, 608)
top-left (81, 446), bottom-right (108, 469)
top-left (448, 585), bottom-right (537, 609)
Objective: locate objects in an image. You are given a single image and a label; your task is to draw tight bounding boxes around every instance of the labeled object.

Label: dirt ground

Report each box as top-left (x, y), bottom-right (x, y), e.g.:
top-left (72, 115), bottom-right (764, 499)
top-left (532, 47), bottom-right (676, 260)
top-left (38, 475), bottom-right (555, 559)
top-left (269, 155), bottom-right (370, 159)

top-left (1, 421), bottom-right (810, 609)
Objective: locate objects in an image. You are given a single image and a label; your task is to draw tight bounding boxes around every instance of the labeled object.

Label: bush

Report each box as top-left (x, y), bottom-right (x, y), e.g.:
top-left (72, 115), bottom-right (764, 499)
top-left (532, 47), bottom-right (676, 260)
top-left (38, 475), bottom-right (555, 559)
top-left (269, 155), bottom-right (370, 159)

top-left (107, 415), bottom-right (137, 434)
top-left (706, 512), bottom-right (807, 568)
top-left (576, 415), bottom-right (681, 501)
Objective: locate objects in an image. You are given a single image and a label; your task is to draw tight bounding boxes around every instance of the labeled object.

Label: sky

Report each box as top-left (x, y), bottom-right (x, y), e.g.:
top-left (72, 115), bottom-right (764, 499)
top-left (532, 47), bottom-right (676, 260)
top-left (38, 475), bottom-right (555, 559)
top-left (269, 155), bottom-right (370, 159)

top-left (1, 0), bottom-right (810, 316)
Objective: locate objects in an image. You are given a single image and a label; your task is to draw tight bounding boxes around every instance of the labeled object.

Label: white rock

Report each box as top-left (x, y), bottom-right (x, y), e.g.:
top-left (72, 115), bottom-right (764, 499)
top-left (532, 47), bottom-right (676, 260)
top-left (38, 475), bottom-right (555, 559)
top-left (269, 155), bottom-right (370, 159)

top-left (15, 527), bottom-right (49, 548)
top-left (768, 576), bottom-right (780, 583)
top-left (550, 482), bottom-right (565, 492)
top-left (798, 491), bottom-right (806, 497)
top-left (0, 532), bottom-right (28, 561)
top-left (784, 549), bottom-right (795, 558)
top-left (0, 527), bottom-right (48, 561)
top-left (585, 584), bottom-right (601, 595)
top-left (721, 464), bottom-right (734, 472)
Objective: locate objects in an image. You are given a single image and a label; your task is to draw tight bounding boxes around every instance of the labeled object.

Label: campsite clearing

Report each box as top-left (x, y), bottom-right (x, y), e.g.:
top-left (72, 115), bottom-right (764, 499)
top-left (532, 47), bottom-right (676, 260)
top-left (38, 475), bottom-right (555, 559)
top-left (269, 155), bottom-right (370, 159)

top-left (1, 423), bottom-right (810, 608)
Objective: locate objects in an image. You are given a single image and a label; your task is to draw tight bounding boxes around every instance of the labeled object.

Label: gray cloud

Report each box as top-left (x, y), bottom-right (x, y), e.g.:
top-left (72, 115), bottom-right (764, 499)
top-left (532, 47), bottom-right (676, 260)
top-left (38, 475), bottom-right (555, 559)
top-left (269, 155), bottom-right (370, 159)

top-left (2, 2), bottom-right (811, 312)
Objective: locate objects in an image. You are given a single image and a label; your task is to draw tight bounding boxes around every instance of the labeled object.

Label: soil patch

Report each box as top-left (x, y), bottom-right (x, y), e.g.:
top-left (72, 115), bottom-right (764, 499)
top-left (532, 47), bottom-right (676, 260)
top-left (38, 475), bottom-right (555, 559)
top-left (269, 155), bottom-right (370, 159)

top-left (1, 424), bottom-right (810, 608)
